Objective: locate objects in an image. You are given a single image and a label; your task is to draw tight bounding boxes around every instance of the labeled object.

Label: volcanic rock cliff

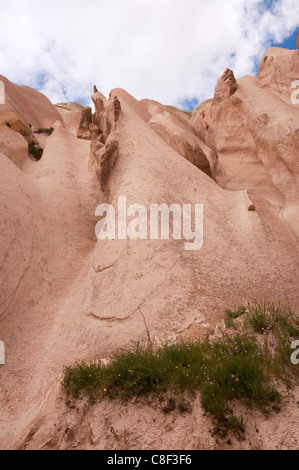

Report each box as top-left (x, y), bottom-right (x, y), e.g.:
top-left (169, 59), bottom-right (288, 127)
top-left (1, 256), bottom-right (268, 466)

top-left (0, 39), bottom-right (298, 450)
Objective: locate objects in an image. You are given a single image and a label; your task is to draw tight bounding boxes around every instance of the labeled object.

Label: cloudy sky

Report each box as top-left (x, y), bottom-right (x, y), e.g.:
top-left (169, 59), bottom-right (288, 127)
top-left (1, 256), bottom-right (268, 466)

top-left (0, 0), bottom-right (298, 110)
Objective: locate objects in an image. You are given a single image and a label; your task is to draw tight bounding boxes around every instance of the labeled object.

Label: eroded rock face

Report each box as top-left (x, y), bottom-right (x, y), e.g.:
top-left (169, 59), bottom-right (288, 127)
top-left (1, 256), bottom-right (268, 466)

top-left (0, 42), bottom-right (299, 451)
top-left (77, 106), bottom-right (93, 140)
top-left (214, 68), bottom-right (238, 99)
top-left (92, 90), bottom-right (106, 135)
top-left (87, 88), bottom-right (122, 191)
top-left (0, 109), bottom-right (32, 137)
top-left (77, 89), bottom-right (122, 192)
top-left (0, 127), bottom-right (28, 168)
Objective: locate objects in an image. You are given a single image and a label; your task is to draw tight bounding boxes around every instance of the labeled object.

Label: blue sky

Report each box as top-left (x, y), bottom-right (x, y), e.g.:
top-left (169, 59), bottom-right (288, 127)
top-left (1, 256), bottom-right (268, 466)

top-left (0, 0), bottom-right (298, 111)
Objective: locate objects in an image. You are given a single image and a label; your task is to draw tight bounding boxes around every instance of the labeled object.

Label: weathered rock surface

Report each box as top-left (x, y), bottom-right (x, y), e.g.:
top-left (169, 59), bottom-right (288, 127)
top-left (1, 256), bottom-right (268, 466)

top-left (77, 106), bottom-right (93, 140)
top-left (55, 102), bottom-right (84, 137)
top-left (91, 132), bottom-right (120, 192)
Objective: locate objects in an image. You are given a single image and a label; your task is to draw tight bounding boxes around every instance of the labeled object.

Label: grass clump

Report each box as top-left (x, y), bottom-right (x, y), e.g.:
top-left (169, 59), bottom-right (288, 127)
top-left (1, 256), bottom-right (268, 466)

top-left (29, 141), bottom-right (43, 160)
top-left (228, 415), bottom-right (246, 434)
top-left (63, 302), bottom-right (299, 427)
top-left (20, 129), bottom-right (30, 138)
top-left (246, 301), bottom-right (299, 336)
top-left (224, 306), bottom-right (247, 328)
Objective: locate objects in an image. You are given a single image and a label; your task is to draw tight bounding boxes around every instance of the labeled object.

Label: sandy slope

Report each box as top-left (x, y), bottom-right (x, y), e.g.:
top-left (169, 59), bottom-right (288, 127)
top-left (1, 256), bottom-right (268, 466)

top-left (0, 44), bottom-right (298, 450)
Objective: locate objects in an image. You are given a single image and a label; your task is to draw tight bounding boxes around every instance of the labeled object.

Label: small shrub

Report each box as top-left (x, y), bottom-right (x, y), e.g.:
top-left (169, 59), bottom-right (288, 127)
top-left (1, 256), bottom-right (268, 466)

top-left (34, 127), bottom-right (54, 135)
top-left (28, 141), bottom-right (43, 160)
top-left (62, 302), bottom-right (299, 429)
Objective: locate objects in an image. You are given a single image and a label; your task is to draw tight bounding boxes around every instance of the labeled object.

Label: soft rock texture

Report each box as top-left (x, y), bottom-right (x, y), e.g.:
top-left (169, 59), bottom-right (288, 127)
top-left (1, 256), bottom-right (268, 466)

top-left (55, 102), bottom-right (84, 137)
top-left (214, 68), bottom-right (238, 99)
top-left (0, 42), bottom-right (298, 450)
top-left (77, 106), bottom-right (93, 140)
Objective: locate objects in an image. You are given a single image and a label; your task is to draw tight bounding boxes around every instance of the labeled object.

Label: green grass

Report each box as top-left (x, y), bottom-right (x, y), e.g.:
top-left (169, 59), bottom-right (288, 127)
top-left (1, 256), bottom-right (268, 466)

top-left (62, 303), bottom-right (299, 426)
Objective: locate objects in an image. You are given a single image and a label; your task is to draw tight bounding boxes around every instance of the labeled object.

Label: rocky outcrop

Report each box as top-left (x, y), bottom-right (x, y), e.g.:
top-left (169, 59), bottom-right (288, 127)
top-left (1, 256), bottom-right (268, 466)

top-left (140, 98), bottom-right (216, 177)
top-left (258, 46), bottom-right (299, 104)
top-left (55, 102), bottom-right (84, 136)
top-left (0, 109), bottom-right (32, 138)
top-left (112, 96), bottom-right (121, 122)
top-left (87, 88), bottom-right (122, 192)
top-left (0, 109), bottom-right (45, 167)
top-left (76, 88), bottom-right (122, 192)
top-left (149, 113), bottom-right (213, 177)
top-left (92, 89), bottom-right (106, 135)
top-left (0, 74), bottom-right (63, 129)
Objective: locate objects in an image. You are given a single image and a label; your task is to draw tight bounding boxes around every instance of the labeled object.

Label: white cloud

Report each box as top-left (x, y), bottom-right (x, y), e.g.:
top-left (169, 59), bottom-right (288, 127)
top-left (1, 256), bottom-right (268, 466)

top-left (0, 0), bottom-right (298, 108)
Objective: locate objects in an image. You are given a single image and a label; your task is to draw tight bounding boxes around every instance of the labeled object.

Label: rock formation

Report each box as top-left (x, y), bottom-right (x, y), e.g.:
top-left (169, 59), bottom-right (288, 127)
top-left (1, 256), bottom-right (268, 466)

top-left (55, 101), bottom-right (84, 137)
top-left (77, 106), bottom-right (93, 140)
top-left (214, 68), bottom-right (238, 99)
top-left (82, 87), bottom-right (123, 192)
top-left (93, 133), bottom-right (119, 192)
top-left (0, 41), bottom-right (299, 450)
